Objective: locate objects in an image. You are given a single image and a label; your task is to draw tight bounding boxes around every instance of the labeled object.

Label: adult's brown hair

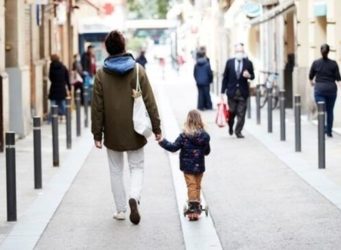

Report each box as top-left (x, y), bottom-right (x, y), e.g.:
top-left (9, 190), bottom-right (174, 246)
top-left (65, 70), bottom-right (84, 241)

top-left (50, 54), bottom-right (60, 62)
top-left (104, 30), bottom-right (126, 56)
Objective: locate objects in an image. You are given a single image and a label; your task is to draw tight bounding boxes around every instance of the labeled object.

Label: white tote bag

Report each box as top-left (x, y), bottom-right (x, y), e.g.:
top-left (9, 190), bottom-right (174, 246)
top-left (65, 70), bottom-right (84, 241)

top-left (133, 64), bottom-right (153, 138)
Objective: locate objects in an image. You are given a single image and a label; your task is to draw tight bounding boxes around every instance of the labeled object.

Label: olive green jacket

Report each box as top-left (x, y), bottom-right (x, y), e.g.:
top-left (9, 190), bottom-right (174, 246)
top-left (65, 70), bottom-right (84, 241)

top-left (91, 63), bottom-right (161, 151)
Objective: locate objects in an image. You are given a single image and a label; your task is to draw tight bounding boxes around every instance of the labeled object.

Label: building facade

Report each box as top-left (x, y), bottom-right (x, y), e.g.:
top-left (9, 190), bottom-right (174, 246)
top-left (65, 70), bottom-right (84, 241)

top-left (217, 0), bottom-right (341, 126)
top-left (0, 0), bottom-right (78, 152)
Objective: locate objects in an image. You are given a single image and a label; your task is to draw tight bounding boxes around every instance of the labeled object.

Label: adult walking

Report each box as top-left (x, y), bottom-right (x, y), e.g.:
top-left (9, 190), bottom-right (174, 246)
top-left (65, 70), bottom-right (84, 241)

top-left (136, 49), bottom-right (148, 68)
top-left (71, 54), bottom-right (84, 104)
top-left (81, 45), bottom-right (96, 104)
top-left (309, 44), bottom-right (341, 137)
top-left (221, 43), bottom-right (254, 138)
top-left (91, 30), bottom-right (162, 225)
top-left (48, 54), bottom-right (71, 120)
top-left (194, 52), bottom-right (213, 110)
top-left (81, 44), bottom-right (97, 78)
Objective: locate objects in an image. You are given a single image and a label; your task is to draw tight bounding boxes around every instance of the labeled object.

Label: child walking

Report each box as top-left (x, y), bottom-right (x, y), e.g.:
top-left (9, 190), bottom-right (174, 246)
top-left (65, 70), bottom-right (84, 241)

top-left (158, 110), bottom-right (210, 220)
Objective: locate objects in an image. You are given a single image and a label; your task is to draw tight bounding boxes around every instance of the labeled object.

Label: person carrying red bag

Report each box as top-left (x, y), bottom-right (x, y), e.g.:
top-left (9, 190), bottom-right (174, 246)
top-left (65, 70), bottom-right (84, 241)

top-left (221, 43), bottom-right (254, 138)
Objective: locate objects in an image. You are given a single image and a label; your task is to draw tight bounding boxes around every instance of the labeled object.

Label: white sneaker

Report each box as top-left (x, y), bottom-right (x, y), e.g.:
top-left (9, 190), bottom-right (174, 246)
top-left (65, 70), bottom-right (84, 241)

top-left (113, 211), bottom-right (126, 220)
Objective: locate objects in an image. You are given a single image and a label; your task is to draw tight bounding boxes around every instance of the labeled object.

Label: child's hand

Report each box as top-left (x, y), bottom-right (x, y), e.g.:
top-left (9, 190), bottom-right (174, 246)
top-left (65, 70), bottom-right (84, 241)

top-left (155, 133), bottom-right (162, 142)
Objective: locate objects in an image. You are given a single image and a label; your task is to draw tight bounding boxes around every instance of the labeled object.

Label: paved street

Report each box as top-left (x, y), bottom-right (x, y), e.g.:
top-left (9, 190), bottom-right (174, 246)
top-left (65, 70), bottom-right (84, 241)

top-left (160, 68), bottom-right (341, 249)
top-left (1, 66), bottom-right (341, 249)
top-left (3, 0), bottom-right (341, 249)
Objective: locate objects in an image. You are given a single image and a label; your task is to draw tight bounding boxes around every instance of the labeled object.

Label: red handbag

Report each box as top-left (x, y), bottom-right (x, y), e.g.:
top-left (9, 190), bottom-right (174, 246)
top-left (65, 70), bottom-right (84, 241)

top-left (216, 101), bottom-right (230, 128)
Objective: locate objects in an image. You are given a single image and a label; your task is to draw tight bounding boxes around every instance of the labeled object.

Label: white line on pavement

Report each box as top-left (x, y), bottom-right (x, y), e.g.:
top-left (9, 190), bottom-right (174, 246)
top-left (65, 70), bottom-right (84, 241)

top-left (0, 132), bottom-right (94, 250)
top-left (156, 85), bottom-right (223, 250)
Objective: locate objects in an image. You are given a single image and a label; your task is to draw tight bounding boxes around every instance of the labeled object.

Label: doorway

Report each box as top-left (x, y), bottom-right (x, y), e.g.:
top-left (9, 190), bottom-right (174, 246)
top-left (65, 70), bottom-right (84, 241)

top-left (284, 11), bottom-right (295, 108)
top-left (0, 75), bottom-right (3, 152)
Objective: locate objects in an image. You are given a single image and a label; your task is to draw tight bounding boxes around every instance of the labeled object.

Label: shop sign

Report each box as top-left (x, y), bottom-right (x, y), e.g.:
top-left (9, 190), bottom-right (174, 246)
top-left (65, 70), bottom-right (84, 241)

top-left (243, 1), bottom-right (262, 18)
top-left (56, 1), bottom-right (67, 25)
top-left (35, 0), bottom-right (48, 4)
top-left (259, 0), bottom-right (279, 5)
top-left (25, 0), bottom-right (48, 4)
top-left (314, 1), bottom-right (327, 17)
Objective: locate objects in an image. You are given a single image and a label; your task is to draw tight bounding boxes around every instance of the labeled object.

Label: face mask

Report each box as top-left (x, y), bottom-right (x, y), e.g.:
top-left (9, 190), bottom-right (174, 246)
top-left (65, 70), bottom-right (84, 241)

top-left (235, 52), bottom-right (244, 60)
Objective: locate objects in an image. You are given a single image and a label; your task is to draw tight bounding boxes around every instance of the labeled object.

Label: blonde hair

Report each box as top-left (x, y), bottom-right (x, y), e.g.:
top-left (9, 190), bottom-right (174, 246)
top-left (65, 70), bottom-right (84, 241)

top-left (183, 110), bottom-right (205, 135)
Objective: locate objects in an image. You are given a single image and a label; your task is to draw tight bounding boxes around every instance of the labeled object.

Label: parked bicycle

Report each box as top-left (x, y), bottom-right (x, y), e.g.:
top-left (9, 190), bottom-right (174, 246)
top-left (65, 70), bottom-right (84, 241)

top-left (258, 71), bottom-right (280, 109)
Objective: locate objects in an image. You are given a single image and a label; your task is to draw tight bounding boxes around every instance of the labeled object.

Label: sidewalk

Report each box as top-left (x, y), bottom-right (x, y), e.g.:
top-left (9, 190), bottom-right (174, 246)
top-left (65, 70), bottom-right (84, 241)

top-left (248, 103), bottom-right (341, 187)
top-left (158, 67), bottom-right (341, 249)
top-left (2, 65), bottom-right (341, 250)
top-left (0, 110), bottom-right (92, 245)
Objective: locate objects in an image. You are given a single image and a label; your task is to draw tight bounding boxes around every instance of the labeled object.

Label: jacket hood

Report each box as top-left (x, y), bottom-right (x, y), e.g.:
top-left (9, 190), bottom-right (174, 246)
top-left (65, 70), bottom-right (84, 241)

top-left (103, 54), bottom-right (136, 75)
top-left (196, 57), bottom-right (208, 66)
top-left (183, 130), bottom-right (210, 146)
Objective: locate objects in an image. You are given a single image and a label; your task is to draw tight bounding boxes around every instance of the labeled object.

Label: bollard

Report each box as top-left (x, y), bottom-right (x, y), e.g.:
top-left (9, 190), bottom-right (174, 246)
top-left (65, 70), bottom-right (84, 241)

top-left (279, 90), bottom-right (286, 141)
top-left (256, 84), bottom-right (261, 125)
top-left (6, 132), bottom-right (17, 221)
top-left (294, 95), bottom-right (301, 152)
top-left (247, 97), bottom-right (251, 119)
top-left (267, 87), bottom-right (273, 133)
top-left (33, 117), bottom-right (42, 189)
top-left (66, 97), bottom-right (72, 149)
top-left (84, 86), bottom-right (89, 128)
top-left (76, 90), bottom-right (81, 137)
top-left (51, 105), bottom-right (59, 167)
top-left (317, 102), bottom-right (326, 169)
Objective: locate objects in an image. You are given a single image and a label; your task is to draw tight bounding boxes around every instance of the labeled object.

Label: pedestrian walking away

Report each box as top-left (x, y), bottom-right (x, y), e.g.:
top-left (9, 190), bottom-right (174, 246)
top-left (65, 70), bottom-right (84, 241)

top-left (48, 54), bottom-right (71, 122)
top-left (81, 44), bottom-right (97, 104)
top-left (136, 49), bottom-right (148, 68)
top-left (309, 43), bottom-right (341, 137)
top-left (194, 51), bottom-right (213, 111)
top-left (158, 110), bottom-right (210, 221)
top-left (91, 30), bottom-right (162, 225)
top-left (221, 43), bottom-right (254, 138)
top-left (71, 54), bottom-right (84, 105)
top-left (81, 44), bottom-right (97, 78)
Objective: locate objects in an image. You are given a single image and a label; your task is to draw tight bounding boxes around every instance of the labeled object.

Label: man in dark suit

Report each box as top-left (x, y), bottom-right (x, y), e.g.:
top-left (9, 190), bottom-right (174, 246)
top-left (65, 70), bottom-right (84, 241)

top-left (221, 43), bottom-right (254, 138)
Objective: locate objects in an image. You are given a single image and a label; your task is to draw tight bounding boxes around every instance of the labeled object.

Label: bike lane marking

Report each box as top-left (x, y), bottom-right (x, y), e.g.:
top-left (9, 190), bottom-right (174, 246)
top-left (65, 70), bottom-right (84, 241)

top-left (156, 85), bottom-right (223, 250)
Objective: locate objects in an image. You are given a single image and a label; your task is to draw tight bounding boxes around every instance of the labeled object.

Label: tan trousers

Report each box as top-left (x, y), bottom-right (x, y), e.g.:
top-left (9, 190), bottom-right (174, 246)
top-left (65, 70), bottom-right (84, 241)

top-left (184, 173), bottom-right (203, 202)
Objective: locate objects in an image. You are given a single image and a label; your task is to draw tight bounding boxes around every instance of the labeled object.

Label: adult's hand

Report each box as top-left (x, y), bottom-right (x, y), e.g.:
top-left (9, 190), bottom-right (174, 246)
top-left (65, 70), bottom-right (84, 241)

top-left (243, 70), bottom-right (251, 79)
top-left (95, 140), bottom-right (102, 149)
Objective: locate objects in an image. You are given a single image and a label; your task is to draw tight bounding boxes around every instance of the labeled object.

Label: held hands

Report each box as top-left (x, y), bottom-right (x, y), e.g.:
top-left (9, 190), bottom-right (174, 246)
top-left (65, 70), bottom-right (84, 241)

top-left (155, 133), bottom-right (163, 142)
top-left (95, 140), bottom-right (102, 149)
top-left (242, 70), bottom-right (251, 79)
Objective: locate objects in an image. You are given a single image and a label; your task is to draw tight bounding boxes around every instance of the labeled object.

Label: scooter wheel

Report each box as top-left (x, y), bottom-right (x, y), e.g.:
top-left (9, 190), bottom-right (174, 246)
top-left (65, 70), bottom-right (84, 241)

top-left (205, 205), bottom-right (209, 216)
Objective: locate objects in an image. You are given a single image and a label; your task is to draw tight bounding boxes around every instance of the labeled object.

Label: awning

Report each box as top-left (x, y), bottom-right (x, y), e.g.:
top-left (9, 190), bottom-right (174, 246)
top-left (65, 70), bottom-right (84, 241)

top-left (249, 0), bottom-right (295, 26)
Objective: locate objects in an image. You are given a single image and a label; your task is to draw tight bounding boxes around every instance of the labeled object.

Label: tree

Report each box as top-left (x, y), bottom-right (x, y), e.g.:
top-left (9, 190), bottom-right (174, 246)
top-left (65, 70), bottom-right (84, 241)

top-left (157, 0), bottom-right (169, 19)
top-left (127, 0), bottom-right (170, 19)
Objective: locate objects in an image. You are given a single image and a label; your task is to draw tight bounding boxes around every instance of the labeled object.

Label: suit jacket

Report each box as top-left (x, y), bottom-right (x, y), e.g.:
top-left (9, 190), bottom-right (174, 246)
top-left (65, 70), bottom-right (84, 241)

top-left (221, 58), bottom-right (254, 98)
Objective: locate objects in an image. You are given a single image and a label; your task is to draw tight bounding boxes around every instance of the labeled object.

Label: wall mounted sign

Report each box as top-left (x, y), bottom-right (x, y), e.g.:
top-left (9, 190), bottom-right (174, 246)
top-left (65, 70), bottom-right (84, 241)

top-left (314, 1), bottom-right (327, 17)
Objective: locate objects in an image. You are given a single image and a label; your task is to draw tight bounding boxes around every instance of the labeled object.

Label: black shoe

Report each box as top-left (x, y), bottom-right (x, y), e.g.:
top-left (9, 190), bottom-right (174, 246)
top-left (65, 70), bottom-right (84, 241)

top-left (228, 124), bottom-right (234, 136)
top-left (236, 133), bottom-right (245, 139)
top-left (327, 133), bottom-right (333, 138)
top-left (188, 201), bottom-right (201, 213)
top-left (129, 198), bottom-right (140, 225)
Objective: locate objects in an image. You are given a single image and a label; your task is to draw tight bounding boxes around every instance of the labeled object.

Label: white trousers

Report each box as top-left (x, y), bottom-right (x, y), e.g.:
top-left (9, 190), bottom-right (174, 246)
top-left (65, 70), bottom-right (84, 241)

top-left (106, 148), bottom-right (144, 213)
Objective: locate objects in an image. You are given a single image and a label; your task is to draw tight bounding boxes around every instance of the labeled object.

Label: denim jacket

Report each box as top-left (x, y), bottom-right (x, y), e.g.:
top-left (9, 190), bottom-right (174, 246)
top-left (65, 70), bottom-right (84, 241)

top-left (159, 130), bottom-right (210, 174)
